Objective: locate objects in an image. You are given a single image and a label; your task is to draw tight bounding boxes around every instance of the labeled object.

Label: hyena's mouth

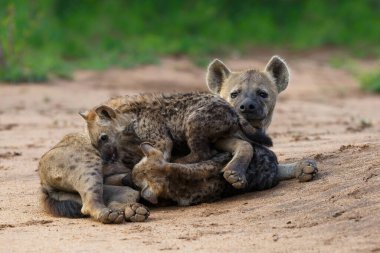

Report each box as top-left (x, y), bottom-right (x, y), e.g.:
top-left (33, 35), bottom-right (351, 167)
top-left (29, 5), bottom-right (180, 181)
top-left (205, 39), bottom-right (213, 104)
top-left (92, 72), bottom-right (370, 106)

top-left (110, 152), bottom-right (118, 163)
top-left (242, 112), bottom-right (267, 121)
top-left (101, 147), bottom-right (118, 164)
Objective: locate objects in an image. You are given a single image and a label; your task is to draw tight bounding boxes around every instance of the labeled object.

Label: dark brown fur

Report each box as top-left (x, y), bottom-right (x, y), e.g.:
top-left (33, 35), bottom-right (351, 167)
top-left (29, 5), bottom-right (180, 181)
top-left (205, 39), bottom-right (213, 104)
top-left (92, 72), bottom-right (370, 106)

top-left (132, 143), bottom-right (281, 206)
top-left (83, 93), bottom-right (272, 189)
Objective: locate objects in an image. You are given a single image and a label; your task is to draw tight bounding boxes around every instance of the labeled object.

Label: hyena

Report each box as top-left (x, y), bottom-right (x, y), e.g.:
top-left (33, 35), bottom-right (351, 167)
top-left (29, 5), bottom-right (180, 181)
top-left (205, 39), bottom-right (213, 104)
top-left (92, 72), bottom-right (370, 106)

top-left (132, 142), bottom-right (280, 206)
top-left (207, 56), bottom-right (318, 182)
top-left (81, 92), bottom-right (273, 193)
top-left (38, 132), bottom-right (150, 224)
top-left (132, 143), bottom-right (232, 205)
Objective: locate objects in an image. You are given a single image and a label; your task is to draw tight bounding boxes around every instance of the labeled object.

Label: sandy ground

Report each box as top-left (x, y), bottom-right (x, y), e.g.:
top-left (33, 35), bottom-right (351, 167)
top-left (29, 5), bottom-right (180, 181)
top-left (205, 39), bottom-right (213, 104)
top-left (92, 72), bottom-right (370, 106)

top-left (0, 53), bottom-right (379, 253)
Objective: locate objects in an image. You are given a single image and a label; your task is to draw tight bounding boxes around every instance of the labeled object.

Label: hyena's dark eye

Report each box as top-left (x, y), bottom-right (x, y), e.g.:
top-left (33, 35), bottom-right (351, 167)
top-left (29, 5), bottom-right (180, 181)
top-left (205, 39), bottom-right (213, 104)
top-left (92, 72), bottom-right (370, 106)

top-left (258, 90), bottom-right (268, 98)
top-left (230, 91), bottom-right (239, 99)
top-left (99, 133), bottom-right (109, 142)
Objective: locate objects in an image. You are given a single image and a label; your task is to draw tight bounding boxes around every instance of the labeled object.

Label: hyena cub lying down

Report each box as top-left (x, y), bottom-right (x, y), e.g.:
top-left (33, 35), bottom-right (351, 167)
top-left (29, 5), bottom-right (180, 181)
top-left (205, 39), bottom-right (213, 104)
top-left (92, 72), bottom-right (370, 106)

top-left (39, 133), bottom-right (150, 224)
top-left (132, 142), bottom-right (279, 206)
top-left (84, 93), bottom-right (273, 191)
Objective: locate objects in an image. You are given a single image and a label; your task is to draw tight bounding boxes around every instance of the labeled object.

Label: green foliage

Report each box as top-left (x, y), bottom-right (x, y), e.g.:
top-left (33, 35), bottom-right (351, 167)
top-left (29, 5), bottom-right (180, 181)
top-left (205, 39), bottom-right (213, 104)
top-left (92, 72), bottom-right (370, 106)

top-left (360, 72), bottom-right (380, 93)
top-left (1, 0), bottom-right (380, 82)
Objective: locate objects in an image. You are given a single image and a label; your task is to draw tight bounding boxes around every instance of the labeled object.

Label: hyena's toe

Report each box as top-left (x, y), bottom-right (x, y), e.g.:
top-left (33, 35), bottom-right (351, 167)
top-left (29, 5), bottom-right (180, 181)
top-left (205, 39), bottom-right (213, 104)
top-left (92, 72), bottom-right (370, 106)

top-left (223, 169), bottom-right (247, 189)
top-left (98, 208), bottom-right (124, 224)
top-left (295, 159), bottom-right (318, 182)
top-left (124, 203), bottom-right (150, 222)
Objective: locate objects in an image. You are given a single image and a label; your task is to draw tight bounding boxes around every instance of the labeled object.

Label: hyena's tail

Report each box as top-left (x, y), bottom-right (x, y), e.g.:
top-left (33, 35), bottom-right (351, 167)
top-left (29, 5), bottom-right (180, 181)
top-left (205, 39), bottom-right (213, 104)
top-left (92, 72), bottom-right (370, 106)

top-left (40, 186), bottom-right (85, 218)
top-left (238, 117), bottom-right (273, 147)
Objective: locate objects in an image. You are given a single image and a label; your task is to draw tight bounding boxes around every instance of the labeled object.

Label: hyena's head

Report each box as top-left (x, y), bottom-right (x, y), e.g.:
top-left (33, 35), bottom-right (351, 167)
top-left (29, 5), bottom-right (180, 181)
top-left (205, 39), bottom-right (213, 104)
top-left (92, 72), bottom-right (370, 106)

top-left (207, 56), bottom-right (290, 130)
top-left (80, 105), bottom-right (127, 163)
top-left (132, 143), bottom-right (168, 204)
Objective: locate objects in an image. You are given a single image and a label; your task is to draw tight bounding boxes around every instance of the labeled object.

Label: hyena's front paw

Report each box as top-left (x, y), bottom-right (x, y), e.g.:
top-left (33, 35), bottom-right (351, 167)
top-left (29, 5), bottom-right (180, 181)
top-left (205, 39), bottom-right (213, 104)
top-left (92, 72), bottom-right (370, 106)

top-left (295, 159), bottom-right (318, 182)
top-left (223, 165), bottom-right (248, 189)
top-left (124, 203), bottom-right (150, 222)
top-left (97, 208), bottom-right (125, 224)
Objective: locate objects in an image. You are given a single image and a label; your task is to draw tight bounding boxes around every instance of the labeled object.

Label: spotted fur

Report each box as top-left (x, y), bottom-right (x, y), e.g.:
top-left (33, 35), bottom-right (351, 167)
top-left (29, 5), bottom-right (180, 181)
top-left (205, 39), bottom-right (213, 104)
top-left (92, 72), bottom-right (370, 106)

top-left (38, 132), bottom-right (150, 223)
top-left (207, 56), bottom-right (318, 182)
top-left (83, 92), bottom-right (272, 189)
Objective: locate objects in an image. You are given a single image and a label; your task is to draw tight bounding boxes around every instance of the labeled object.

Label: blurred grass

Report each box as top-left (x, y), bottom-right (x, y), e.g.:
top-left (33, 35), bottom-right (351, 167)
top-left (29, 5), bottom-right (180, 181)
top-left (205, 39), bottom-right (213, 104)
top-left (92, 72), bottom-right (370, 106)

top-left (328, 56), bottom-right (380, 93)
top-left (1, 0), bottom-right (380, 83)
top-left (360, 72), bottom-right (380, 93)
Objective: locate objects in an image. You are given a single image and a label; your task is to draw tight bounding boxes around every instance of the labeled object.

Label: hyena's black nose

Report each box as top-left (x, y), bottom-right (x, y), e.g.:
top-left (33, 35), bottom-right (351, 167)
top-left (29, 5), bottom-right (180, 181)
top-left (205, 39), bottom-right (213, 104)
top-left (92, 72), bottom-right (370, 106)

top-left (239, 100), bottom-right (256, 113)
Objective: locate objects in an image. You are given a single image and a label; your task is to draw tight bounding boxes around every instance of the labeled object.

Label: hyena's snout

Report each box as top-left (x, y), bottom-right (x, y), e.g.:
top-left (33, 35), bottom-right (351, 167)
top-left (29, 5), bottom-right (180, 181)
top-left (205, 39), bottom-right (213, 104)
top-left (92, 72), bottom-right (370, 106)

top-left (100, 143), bottom-right (118, 163)
top-left (239, 98), bottom-right (256, 113)
top-left (238, 98), bottom-right (266, 120)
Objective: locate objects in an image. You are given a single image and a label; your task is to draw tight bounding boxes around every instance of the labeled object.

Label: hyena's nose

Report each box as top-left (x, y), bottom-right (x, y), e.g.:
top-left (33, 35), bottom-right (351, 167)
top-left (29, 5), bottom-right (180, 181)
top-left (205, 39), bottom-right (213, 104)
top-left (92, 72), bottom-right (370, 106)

top-left (239, 101), bottom-right (255, 113)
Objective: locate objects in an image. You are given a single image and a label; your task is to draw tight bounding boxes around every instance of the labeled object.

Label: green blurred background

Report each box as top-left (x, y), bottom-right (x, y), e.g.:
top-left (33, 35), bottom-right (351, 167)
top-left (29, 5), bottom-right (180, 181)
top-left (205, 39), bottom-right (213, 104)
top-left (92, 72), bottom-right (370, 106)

top-left (1, 0), bottom-right (380, 88)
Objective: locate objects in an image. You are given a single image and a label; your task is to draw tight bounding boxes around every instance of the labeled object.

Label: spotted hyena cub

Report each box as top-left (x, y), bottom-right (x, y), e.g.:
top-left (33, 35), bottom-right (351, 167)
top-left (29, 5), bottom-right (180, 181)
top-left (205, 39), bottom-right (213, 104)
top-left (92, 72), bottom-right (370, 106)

top-left (207, 56), bottom-right (318, 182)
top-left (132, 142), bottom-right (281, 206)
top-left (132, 143), bottom-right (232, 206)
top-left (39, 132), bottom-right (150, 223)
top-left (82, 93), bottom-right (272, 193)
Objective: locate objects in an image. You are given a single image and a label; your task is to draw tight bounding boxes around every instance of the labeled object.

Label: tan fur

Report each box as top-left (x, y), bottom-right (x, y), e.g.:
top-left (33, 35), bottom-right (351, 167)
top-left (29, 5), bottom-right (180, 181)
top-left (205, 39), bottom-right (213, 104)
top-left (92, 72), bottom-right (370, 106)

top-left (207, 56), bottom-right (318, 182)
top-left (207, 56), bottom-right (290, 130)
top-left (38, 132), bottom-right (150, 223)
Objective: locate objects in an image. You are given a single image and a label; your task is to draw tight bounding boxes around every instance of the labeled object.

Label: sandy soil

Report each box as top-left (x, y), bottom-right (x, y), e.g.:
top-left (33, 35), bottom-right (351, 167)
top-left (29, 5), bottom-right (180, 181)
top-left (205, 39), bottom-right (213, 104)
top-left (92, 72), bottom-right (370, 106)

top-left (0, 53), bottom-right (379, 253)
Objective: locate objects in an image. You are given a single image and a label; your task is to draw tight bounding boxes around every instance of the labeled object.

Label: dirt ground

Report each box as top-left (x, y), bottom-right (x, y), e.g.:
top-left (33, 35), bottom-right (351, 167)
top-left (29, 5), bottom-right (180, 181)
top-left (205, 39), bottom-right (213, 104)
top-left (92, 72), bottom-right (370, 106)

top-left (0, 52), bottom-right (379, 253)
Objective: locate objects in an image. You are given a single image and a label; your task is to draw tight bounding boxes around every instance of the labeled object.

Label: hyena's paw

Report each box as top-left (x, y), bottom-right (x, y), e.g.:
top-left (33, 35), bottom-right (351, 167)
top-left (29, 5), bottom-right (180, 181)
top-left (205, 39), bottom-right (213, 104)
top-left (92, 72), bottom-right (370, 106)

top-left (223, 165), bottom-right (248, 189)
top-left (295, 159), bottom-right (318, 182)
top-left (97, 208), bottom-right (125, 224)
top-left (124, 203), bottom-right (150, 222)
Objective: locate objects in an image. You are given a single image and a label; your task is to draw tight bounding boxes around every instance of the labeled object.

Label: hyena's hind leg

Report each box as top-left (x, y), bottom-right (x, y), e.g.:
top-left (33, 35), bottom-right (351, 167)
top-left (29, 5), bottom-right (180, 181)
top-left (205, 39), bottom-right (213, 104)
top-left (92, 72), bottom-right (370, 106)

top-left (277, 159), bottom-right (318, 182)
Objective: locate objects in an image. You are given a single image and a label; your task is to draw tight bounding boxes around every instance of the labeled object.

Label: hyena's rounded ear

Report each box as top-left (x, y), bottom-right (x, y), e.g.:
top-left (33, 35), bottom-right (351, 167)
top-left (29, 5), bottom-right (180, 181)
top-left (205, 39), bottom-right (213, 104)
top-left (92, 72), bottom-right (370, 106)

top-left (95, 105), bottom-right (116, 121)
top-left (139, 142), bottom-right (157, 157)
top-left (265, 55), bottom-right (290, 93)
top-left (206, 59), bottom-right (231, 94)
top-left (78, 111), bottom-right (89, 120)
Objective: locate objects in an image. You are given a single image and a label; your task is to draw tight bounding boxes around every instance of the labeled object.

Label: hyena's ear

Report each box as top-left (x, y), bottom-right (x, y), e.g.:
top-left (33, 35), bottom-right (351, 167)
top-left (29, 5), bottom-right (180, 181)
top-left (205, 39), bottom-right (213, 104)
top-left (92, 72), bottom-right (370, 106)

top-left (140, 142), bottom-right (158, 157)
top-left (78, 111), bottom-right (89, 120)
top-left (94, 105), bottom-right (116, 121)
top-left (265, 55), bottom-right (290, 93)
top-left (207, 59), bottom-right (231, 94)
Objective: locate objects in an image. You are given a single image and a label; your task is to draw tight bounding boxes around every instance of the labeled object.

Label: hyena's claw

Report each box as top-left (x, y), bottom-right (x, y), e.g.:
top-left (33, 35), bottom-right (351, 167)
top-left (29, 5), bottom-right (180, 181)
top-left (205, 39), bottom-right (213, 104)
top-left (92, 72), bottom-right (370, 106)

top-left (232, 180), bottom-right (247, 189)
top-left (223, 169), bottom-right (248, 189)
top-left (124, 203), bottom-right (150, 222)
top-left (98, 208), bottom-right (124, 224)
top-left (295, 159), bottom-right (318, 182)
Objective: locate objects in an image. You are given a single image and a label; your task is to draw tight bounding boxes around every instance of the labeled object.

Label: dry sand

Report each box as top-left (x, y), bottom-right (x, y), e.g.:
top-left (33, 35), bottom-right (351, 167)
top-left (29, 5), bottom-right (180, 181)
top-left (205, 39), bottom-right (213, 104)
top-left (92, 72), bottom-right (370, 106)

top-left (0, 53), bottom-right (379, 252)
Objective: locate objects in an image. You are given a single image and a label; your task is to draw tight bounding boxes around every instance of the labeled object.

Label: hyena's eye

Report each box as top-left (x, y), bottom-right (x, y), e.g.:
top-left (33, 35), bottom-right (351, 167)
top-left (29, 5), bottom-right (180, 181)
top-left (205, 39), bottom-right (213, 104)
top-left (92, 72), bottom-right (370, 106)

top-left (230, 91), bottom-right (240, 99)
top-left (257, 90), bottom-right (268, 98)
top-left (99, 133), bottom-right (109, 142)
